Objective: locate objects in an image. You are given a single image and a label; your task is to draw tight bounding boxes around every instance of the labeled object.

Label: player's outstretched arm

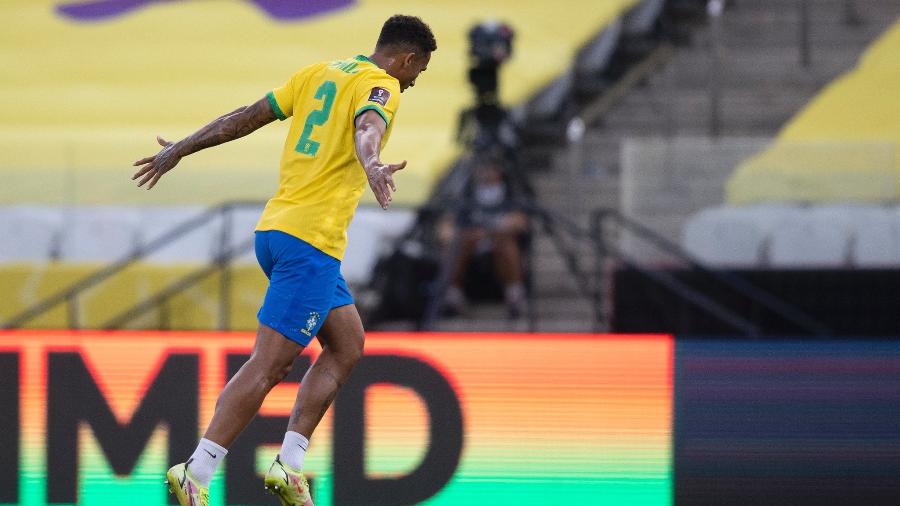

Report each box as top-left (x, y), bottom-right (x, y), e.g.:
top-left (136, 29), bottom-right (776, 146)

top-left (131, 97), bottom-right (277, 190)
top-left (354, 110), bottom-right (406, 210)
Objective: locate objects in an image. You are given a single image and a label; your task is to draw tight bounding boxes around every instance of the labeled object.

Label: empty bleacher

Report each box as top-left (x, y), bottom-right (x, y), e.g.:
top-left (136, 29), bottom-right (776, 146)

top-left (0, 0), bottom-right (644, 331)
top-left (728, 17), bottom-right (900, 205)
top-left (0, 205), bottom-right (413, 329)
top-left (683, 204), bottom-right (900, 269)
top-left (606, 5), bottom-right (900, 336)
top-left (685, 16), bottom-right (900, 268)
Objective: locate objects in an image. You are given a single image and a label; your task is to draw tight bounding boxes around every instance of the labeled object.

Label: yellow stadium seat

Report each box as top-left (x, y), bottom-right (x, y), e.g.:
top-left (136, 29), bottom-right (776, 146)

top-left (0, 262), bottom-right (268, 330)
top-left (1, 0), bottom-right (643, 330)
top-left (0, 0), bottom-right (638, 207)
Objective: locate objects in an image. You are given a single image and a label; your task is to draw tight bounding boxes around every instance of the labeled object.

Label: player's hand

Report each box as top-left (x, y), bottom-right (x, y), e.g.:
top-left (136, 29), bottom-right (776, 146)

top-left (131, 136), bottom-right (182, 190)
top-left (365, 159), bottom-right (406, 210)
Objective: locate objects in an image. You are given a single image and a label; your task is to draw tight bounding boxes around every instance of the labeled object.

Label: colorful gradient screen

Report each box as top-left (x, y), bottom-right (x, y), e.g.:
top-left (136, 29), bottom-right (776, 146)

top-left (0, 331), bottom-right (673, 505)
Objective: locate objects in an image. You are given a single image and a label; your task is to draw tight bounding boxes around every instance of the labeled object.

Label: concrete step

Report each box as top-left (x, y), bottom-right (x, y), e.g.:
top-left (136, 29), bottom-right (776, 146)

top-left (379, 0), bottom-right (897, 335)
top-left (530, 172), bottom-right (620, 213)
top-left (434, 317), bottom-right (532, 333)
top-left (531, 272), bottom-right (586, 297)
top-left (550, 142), bottom-right (623, 177)
top-left (683, 0), bottom-right (897, 44)
top-left (375, 313), bottom-right (598, 333)
top-left (456, 292), bottom-right (594, 318)
top-left (532, 184), bottom-right (617, 201)
top-left (652, 51), bottom-right (858, 89)
top-left (532, 252), bottom-right (596, 283)
top-left (601, 94), bottom-right (809, 133)
top-left (434, 292), bottom-right (597, 332)
top-left (609, 86), bottom-right (819, 109)
top-left (533, 233), bottom-right (596, 253)
top-left (434, 316), bottom-right (597, 333)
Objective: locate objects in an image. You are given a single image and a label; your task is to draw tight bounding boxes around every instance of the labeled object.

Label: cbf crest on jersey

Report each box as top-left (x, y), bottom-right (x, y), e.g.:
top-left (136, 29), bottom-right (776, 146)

top-left (301, 311), bottom-right (321, 337)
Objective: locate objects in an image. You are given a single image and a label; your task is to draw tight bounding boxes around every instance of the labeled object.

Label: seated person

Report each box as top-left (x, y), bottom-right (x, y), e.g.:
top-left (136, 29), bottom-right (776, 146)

top-left (443, 157), bottom-right (529, 318)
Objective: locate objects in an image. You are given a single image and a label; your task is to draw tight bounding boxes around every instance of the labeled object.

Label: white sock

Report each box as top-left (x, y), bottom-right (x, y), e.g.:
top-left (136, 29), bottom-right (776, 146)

top-left (186, 438), bottom-right (228, 487)
top-left (279, 431), bottom-right (309, 471)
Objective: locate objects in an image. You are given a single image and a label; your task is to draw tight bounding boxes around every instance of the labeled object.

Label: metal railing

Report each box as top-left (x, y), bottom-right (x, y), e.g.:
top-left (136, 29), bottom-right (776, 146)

top-left (591, 208), bottom-right (830, 336)
top-left (2, 201), bottom-right (265, 330)
top-left (5, 197), bottom-right (831, 337)
top-left (436, 196), bottom-right (830, 337)
top-left (530, 203), bottom-right (776, 336)
top-left (416, 199), bottom-right (829, 336)
top-left (101, 236), bottom-right (255, 330)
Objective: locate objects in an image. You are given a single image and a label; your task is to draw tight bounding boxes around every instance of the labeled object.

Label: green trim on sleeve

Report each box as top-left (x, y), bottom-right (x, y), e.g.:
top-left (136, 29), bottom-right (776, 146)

top-left (266, 91), bottom-right (287, 121)
top-left (354, 105), bottom-right (390, 127)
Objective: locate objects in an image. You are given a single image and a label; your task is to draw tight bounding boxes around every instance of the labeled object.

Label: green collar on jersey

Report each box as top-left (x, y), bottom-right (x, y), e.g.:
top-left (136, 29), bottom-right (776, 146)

top-left (354, 54), bottom-right (375, 64)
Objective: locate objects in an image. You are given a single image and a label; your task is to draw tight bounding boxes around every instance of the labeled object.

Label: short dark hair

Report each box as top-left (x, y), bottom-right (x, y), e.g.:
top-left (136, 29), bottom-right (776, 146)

top-left (376, 15), bottom-right (437, 54)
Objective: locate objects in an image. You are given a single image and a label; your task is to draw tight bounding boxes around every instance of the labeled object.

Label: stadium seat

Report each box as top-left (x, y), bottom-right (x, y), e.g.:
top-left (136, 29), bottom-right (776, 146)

top-left (222, 205), bottom-right (266, 264)
top-left (623, 0), bottom-right (665, 36)
top-left (682, 206), bottom-right (785, 268)
top-left (737, 204), bottom-right (802, 244)
top-left (2, 0), bottom-right (642, 209)
top-left (343, 208), bottom-right (415, 285)
top-left (59, 207), bottom-right (142, 262)
top-left (842, 206), bottom-right (897, 267)
top-left (526, 71), bottom-right (575, 121)
top-left (889, 208), bottom-right (900, 264)
top-left (769, 206), bottom-right (854, 268)
top-left (576, 19), bottom-right (623, 75)
top-left (685, 204), bottom-right (900, 269)
top-left (140, 206), bottom-right (220, 264)
top-left (0, 206), bottom-right (64, 263)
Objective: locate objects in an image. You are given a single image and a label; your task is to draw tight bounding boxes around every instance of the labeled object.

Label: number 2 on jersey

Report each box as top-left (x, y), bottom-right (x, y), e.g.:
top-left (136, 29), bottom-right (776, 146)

top-left (295, 80), bottom-right (337, 156)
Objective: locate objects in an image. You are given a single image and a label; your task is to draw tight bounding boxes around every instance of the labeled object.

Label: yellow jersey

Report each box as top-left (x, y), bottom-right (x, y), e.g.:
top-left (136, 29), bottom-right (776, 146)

top-left (255, 55), bottom-right (402, 260)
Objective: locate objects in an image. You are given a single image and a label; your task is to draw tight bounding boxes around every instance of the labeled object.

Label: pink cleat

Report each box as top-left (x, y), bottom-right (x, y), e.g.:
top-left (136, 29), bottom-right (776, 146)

top-left (264, 455), bottom-right (314, 506)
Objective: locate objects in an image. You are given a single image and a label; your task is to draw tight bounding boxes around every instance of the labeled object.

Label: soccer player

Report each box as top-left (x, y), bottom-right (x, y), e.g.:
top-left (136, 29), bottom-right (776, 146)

top-left (132, 15), bottom-right (436, 506)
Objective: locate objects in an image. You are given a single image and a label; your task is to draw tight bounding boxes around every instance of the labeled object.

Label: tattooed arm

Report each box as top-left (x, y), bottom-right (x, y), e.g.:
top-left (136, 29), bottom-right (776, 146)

top-left (354, 109), bottom-right (406, 210)
top-left (131, 97), bottom-right (276, 190)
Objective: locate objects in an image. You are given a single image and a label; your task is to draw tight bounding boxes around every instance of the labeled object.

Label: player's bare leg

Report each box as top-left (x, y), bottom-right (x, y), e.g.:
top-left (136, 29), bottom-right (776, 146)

top-left (168, 324), bottom-right (303, 505)
top-left (290, 303), bottom-right (364, 437)
top-left (205, 324), bottom-right (304, 447)
top-left (265, 304), bottom-right (365, 505)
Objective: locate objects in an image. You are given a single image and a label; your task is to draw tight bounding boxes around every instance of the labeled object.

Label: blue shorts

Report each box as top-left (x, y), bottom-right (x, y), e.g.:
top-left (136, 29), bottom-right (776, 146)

top-left (255, 230), bottom-right (354, 346)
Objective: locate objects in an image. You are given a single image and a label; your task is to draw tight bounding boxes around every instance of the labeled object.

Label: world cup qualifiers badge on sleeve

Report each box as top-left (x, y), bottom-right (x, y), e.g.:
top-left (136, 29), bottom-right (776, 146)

top-left (368, 88), bottom-right (390, 106)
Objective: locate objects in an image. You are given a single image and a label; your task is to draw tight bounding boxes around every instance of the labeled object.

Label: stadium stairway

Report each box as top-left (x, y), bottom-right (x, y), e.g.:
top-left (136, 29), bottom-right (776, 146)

top-left (430, 0), bottom-right (900, 332)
